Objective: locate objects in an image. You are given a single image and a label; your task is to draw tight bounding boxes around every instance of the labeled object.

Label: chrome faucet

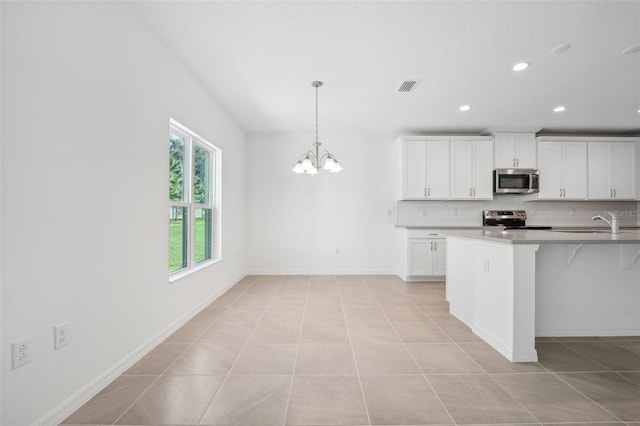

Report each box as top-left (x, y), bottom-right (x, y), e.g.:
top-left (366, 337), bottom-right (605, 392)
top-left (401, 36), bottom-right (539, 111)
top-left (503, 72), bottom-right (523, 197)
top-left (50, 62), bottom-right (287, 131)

top-left (592, 211), bottom-right (619, 234)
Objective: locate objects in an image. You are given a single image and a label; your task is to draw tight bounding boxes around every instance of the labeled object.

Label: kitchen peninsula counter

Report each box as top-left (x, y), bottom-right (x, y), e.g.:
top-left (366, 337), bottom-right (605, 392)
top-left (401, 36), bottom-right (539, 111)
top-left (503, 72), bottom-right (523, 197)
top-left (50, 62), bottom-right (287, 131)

top-left (443, 229), bottom-right (640, 363)
top-left (442, 228), bottom-right (640, 244)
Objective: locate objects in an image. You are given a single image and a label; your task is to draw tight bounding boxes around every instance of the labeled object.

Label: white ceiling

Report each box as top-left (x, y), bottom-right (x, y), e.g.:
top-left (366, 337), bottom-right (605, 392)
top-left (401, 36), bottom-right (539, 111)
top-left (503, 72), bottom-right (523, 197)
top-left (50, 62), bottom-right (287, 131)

top-left (131, 1), bottom-right (640, 135)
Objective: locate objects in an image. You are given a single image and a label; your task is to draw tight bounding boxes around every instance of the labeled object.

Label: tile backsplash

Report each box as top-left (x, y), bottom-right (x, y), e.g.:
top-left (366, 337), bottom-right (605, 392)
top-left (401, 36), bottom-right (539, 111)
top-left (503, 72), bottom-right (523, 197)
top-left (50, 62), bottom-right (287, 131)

top-left (397, 198), bottom-right (639, 227)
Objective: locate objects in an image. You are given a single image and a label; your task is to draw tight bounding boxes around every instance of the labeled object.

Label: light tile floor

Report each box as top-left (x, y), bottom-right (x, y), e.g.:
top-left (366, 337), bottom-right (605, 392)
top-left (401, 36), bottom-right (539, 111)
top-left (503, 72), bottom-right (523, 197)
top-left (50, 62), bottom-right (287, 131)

top-left (63, 275), bottom-right (640, 425)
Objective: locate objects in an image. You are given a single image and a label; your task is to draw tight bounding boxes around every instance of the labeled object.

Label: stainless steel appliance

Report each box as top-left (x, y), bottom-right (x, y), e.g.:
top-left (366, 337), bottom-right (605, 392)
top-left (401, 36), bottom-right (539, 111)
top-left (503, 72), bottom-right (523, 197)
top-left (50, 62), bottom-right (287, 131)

top-left (482, 210), bottom-right (552, 230)
top-left (493, 169), bottom-right (539, 194)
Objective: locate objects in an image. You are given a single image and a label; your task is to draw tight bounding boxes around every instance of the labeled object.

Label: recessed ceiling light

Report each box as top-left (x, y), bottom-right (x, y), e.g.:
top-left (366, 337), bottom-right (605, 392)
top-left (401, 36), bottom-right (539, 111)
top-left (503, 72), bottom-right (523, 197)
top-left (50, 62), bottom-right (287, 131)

top-left (459, 105), bottom-right (471, 112)
top-left (553, 106), bottom-right (566, 113)
top-left (622, 45), bottom-right (640, 55)
top-left (512, 62), bottom-right (529, 71)
top-left (551, 43), bottom-right (572, 54)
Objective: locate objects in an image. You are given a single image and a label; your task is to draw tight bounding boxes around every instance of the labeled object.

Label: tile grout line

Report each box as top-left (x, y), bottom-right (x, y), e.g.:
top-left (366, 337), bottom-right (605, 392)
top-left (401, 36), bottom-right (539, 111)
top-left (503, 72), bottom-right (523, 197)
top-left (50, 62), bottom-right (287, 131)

top-left (339, 275), bottom-right (373, 426)
top-left (282, 276), bottom-right (311, 426)
top-left (109, 277), bottom-right (257, 425)
top-left (410, 290), bottom-right (547, 426)
top-left (546, 340), bottom-right (631, 422)
top-left (367, 280), bottom-right (458, 426)
top-left (416, 289), bottom-right (631, 425)
top-left (554, 339), bottom-right (640, 385)
top-left (194, 277), bottom-right (283, 425)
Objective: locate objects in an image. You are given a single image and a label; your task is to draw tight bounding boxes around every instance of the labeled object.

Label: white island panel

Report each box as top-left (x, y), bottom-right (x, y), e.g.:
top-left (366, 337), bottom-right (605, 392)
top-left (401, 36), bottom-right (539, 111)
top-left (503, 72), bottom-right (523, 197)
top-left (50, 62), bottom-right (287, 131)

top-left (536, 244), bottom-right (640, 336)
top-left (444, 229), bottom-right (640, 362)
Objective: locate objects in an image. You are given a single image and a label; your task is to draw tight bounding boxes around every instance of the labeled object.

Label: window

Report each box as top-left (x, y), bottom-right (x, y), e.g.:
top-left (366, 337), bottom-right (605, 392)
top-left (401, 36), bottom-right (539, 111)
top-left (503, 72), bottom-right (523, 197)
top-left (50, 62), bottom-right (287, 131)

top-left (169, 119), bottom-right (221, 278)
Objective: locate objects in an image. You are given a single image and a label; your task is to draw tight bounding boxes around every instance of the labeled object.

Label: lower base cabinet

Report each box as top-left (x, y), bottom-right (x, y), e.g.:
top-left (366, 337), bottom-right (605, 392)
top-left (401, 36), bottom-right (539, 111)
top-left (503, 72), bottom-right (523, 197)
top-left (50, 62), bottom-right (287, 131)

top-left (402, 230), bottom-right (446, 281)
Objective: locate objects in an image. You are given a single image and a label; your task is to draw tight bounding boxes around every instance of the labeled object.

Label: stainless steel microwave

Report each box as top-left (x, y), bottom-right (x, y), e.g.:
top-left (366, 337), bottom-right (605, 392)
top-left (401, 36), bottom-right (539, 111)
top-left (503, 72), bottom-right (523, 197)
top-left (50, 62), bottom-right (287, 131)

top-left (493, 169), bottom-right (539, 194)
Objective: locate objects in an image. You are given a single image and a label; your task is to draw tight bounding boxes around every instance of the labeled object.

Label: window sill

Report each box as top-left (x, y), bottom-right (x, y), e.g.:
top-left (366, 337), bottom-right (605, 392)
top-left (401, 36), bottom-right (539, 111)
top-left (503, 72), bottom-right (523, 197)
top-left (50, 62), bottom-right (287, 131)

top-left (169, 257), bottom-right (222, 284)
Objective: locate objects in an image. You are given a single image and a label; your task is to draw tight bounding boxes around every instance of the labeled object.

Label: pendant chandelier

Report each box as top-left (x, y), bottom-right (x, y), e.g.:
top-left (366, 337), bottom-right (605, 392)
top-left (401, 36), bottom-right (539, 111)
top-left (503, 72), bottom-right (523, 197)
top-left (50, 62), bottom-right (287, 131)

top-left (292, 81), bottom-right (343, 174)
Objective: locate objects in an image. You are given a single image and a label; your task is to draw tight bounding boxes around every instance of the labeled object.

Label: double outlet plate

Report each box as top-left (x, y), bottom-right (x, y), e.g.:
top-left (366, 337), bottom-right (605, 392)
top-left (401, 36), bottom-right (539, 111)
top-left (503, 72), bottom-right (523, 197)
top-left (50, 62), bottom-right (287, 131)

top-left (12, 322), bottom-right (69, 369)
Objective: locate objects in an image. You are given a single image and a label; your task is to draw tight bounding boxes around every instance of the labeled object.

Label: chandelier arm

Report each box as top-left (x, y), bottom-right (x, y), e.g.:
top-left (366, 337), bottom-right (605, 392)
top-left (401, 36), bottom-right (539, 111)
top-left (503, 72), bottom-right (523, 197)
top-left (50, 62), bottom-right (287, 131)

top-left (319, 150), bottom-right (330, 162)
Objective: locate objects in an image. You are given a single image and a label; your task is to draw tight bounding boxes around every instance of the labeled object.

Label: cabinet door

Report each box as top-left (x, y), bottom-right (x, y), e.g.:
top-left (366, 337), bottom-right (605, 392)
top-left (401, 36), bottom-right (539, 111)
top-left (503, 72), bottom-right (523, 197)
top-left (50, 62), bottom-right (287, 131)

top-left (514, 133), bottom-right (537, 168)
top-left (432, 239), bottom-right (447, 275)
top-left (494, 133), bottom-right (536, 169)
top-left (587, 142), bottom-right (611, 199)
top-left (561, 142), bottom-right (587, 199)
top-left (450, 141), bottom-right (474, 199)
top-left (403, 141), bottom-right (427, 199)
top-left (472, 140), bottom-right (494, 199)
top-left (494, 133), bottom-right (516, 168)
top-left (610, 142), bottom-right (636, 199)
top-left (537, 142), bottom-right (563, 199)
top-left (409, 239), bottom-right (432, 275)
top-left (426, 140), bottom-right (450, 199)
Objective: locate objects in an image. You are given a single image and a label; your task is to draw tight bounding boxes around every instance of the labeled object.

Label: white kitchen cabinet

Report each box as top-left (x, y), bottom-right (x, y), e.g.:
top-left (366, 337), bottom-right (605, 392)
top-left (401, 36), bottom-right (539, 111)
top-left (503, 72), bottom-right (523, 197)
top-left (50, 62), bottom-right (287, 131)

top-left (403, 139), bottom-right (449, 199)
top-left (587, 141), bottom-right (636, 200)
top-left (494, 132), bottom-right (537, 169)
top-left (537, 140), bottom-right (587, 200)
top-left (408, 235), bottom-right (446, 278)
top-left (450, 139), bottom-right (494, 199)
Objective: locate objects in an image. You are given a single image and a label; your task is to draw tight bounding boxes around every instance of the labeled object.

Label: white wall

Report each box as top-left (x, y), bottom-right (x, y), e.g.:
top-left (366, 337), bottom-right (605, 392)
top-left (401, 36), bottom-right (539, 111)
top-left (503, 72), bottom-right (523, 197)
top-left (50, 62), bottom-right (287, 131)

top-left (247, 132), bottom-right (399, 275)
top-left (1, 3), bottom-right (246, 425)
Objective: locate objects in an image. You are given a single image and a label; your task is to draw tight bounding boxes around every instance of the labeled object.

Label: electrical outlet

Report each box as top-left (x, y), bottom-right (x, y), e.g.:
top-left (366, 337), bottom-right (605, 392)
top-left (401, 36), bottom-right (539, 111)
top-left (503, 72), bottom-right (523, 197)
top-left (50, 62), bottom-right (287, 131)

top-left (12, 336), bottom-right (33, 369)
top-left (54, 322), bottom-right (69, 350)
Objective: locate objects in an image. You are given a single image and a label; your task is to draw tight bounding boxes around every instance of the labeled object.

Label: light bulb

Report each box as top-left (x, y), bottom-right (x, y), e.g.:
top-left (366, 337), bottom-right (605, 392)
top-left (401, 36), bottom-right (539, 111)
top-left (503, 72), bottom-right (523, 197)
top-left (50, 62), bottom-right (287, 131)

top-left (323, 155), bottom-right (336, 170)
top-left (307, 166), bottom-right (318, 175)
top-left (330, 161), bottom-right (343, 173)
top-left (292, 161), bottom-right (304, 173)
top-left (301, 157), bottom-right (312, 172)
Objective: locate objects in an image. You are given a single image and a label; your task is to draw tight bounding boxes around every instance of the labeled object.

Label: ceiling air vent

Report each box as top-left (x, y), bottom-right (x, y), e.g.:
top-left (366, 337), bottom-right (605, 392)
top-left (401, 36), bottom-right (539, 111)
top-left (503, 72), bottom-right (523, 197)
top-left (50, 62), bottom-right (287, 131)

top-left (396, 80), bottom-right (420, 93)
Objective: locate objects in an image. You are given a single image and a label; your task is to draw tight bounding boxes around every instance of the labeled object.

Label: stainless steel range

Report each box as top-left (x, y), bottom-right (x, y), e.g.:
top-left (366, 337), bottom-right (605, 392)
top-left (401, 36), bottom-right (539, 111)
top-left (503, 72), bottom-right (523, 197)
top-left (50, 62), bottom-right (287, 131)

top-left (482, 210), bottom-right (552, 230)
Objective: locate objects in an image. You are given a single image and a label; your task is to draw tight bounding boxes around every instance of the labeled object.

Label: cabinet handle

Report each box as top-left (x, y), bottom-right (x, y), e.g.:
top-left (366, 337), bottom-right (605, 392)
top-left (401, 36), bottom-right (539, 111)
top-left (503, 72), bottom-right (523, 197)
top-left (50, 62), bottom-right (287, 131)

top-left (424, 188), bottom-right (427, 197)
top-left (513, 158), bottom-right (516, 167)
top-left (613, 188), bottom-right (616, 198)
top-left (610, 188), bottom-right (613, 198)
top-left (473, 188), bottom-right (476, 197)
top-left (427, 188), bottom-right (430, 197)
top-left (469, 188), bottom-right (472, 197)
top-left (516, 158), bottom-right (519, 167)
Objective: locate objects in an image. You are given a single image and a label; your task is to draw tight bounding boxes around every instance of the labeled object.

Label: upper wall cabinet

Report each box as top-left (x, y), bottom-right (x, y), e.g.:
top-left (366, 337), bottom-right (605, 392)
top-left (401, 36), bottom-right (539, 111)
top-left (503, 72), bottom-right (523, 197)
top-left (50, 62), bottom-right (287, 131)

top-left (494, 132), bottom-right (537, 169)
top-left (402, 139), bottom-right (450, 200)
top-left (450, 139), bottom-right (494, 200)
top-left (537, 140), bottom-right (588, 200)
top-left (587, 141), bottom-right (637, 200)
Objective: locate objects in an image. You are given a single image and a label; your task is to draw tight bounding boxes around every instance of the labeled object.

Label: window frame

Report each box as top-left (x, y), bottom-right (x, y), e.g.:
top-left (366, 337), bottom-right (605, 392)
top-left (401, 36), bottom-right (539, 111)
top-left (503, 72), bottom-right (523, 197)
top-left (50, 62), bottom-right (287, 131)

top-left (169, 118), bottom-right (222, 282)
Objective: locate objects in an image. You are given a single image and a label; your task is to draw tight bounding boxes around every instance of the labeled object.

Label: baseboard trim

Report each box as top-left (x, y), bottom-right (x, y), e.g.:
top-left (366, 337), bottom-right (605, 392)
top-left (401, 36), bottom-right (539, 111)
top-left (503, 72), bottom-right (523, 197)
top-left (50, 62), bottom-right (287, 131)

top-left (536, 327), bottom-right (640, 337)
top-left (404, 275), bottom-right (446, 282)
top-left (247, 269), bottom-right (398, 276)
top-left (34, 272), bottom-right (246, 426)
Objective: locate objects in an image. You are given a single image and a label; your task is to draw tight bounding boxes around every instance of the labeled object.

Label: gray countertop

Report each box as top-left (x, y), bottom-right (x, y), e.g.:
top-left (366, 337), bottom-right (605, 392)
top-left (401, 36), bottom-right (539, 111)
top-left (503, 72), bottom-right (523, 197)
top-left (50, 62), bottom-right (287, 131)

top-left (441, 228), bottom-right (640, 244)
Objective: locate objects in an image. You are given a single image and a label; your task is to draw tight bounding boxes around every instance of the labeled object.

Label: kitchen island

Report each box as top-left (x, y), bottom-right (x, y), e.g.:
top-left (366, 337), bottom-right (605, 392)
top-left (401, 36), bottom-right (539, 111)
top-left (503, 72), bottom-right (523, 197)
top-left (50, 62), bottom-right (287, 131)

top-left (444, 228), bottom-right (640, 362)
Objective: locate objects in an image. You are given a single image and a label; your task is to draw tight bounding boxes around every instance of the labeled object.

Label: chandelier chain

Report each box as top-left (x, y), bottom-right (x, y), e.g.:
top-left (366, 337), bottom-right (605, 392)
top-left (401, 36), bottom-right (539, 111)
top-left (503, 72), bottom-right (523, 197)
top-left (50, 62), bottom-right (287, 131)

top-left (315, 82), bottom-right (319, 143)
